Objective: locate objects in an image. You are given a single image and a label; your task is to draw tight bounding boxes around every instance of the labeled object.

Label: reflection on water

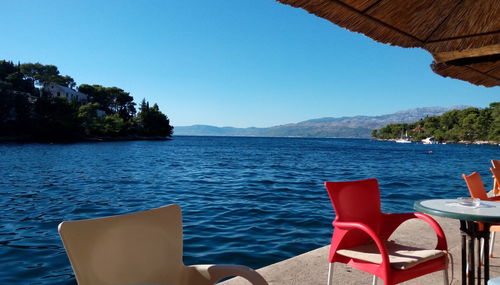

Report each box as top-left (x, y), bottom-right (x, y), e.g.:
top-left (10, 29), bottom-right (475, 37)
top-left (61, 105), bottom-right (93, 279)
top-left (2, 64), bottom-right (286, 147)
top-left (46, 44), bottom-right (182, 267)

top-left (0, 136), bottom-right (497, 284)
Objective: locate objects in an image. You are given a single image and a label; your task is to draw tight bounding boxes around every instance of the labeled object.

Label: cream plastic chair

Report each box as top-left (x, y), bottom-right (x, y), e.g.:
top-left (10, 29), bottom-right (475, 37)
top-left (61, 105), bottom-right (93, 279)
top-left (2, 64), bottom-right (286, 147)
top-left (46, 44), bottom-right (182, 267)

top-left (58, 204), bottom-right (268, 285)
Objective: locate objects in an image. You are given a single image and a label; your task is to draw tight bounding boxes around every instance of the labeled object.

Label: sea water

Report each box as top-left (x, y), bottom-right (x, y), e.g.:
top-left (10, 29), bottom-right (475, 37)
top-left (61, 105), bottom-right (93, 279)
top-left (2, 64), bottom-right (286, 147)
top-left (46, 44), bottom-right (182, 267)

top-left (0, 136), bottom-right (498, 284)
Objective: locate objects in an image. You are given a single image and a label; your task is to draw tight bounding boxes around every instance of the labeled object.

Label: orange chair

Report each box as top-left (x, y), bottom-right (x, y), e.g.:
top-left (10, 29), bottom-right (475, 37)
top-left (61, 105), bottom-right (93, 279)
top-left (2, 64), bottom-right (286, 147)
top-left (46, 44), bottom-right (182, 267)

top-left (493, 160), bottom-right (500, 169)
top-left (490, 168), bottom-right (500, 257)
top-left (492, 167), bottom-right (500, 193)
top-left (492, 160), bottom-right (500, 195)
top-left (462, 172), bottom-right (500, 202)
top-left (324, 178), bottom-right (449, 285)
top-left (462, 172), bottom-right (500, 258)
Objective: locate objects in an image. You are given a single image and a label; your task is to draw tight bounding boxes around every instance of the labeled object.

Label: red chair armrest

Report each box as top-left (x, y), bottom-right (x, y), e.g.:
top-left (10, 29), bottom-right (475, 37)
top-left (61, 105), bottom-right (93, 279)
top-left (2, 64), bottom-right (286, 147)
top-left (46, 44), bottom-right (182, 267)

top-left (381, 213), bottom-right (447, 250)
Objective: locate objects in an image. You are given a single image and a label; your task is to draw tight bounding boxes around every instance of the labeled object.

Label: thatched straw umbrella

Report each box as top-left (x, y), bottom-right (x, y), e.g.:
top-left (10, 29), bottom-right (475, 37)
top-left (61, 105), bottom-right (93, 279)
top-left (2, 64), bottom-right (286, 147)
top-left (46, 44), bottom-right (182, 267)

top-left (276, 0), bottom-right (500, 87)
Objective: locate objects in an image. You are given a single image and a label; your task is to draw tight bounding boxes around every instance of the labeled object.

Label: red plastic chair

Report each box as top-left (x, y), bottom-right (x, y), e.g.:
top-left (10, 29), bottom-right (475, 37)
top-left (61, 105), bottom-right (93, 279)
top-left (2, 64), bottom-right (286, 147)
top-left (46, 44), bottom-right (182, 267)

top-left (324, 178), bottom-right (449, 285)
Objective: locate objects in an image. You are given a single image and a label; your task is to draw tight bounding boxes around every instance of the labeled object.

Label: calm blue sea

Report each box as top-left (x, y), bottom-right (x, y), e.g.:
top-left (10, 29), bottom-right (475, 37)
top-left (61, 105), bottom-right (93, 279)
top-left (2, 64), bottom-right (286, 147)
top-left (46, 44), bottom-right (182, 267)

top-left (0, 136), bottom-right (498, 284)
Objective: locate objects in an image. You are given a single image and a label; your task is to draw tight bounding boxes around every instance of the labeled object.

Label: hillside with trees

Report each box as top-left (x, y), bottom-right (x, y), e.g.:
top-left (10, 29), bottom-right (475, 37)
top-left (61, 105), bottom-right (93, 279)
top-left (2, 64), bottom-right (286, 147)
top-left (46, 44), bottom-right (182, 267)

top-left (0, 60), bottom-right (173, 141)
top-left (371, 103), bottom-right (500, 144)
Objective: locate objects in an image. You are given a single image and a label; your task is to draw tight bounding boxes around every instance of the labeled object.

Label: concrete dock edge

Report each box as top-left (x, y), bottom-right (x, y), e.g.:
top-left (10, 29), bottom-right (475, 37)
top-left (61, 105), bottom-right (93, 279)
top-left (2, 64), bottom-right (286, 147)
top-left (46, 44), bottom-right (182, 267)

top-left (221, 216), bottom-right (500, 284)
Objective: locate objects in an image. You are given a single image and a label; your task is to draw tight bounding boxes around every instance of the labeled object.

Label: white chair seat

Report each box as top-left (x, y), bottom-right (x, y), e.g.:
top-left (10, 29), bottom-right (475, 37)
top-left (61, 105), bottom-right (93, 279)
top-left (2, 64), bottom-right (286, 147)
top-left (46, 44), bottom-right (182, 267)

top-left (337, 240), bottom-right (446, 270)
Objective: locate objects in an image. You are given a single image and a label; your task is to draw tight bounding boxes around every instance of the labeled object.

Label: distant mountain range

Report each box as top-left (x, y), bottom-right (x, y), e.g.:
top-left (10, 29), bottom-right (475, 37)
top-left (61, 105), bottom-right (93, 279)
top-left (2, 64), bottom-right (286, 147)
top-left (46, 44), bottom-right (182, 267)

top-left (174, 106), bottom-right (469, 138)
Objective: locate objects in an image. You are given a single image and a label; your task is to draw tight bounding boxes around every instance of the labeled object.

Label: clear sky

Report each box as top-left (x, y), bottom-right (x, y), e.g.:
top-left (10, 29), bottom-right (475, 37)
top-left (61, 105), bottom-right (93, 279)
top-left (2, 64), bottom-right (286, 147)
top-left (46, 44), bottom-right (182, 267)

top-left (1, 0), bottom-right (498, 128)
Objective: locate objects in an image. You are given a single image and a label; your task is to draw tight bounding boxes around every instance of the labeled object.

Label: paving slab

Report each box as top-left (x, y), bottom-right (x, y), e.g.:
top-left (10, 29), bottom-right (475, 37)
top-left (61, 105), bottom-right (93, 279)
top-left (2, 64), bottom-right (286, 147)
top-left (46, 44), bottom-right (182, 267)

top-left (221, 216), bottom-right (500, 284)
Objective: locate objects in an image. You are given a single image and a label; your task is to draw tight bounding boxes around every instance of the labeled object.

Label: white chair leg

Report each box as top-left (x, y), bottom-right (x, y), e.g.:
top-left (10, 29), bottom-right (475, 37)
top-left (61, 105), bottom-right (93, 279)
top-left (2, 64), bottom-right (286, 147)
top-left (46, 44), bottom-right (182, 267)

top-left (490, 232), bottom-right (496, 257)
top-left (443, 267), bottom-right (449, 285)
top-left (327, 263), bottom-right (334, 285)
top-left (372, 275), bottom-right (377, 285)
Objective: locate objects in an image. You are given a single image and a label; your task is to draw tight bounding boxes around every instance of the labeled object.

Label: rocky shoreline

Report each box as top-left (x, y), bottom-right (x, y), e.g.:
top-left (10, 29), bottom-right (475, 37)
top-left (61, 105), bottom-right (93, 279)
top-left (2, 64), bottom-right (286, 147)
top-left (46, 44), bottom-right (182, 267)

top-left (377, 138), bottom-right (499, 145)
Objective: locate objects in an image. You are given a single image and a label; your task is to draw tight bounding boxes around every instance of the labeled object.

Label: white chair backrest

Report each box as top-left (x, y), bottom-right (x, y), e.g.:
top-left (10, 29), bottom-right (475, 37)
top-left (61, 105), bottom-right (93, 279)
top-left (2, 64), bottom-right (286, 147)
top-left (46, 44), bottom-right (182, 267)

top-left (59, 204), bottom-right (184, 285)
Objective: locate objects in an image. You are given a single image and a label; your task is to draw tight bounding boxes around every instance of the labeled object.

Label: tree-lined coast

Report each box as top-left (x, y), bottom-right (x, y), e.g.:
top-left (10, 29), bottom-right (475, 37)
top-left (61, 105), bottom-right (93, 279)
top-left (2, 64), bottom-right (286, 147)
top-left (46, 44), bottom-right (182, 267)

top-left (0, 60), bottom-right (173, 142)
top-left (372, 103), bottom-right (500, 144)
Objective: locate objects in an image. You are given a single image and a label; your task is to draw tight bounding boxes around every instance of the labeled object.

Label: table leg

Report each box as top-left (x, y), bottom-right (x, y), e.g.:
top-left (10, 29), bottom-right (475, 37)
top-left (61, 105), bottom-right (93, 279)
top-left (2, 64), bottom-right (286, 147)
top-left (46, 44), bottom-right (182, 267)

top-left (462, 231), bottom-right (467, 285)
top-left (468, 222), bottom-right (475, 285)
top-left (484, 224), bottom-right (490, 283)
top-left (477, 236), bottom-right (481, 285)
top-left (460, 220), bottom-right (469, 285)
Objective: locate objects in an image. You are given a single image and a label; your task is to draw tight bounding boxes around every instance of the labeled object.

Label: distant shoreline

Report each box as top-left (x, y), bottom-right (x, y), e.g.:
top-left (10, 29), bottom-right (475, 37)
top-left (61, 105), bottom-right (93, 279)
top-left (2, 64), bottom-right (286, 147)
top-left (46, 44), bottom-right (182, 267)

top-left (172, 135), bottom-right (499, 145)
top-left (0, 135), bottom-right (171, 143)
top-left (1, 135), bottom-right (497, 145)
top-left (375, 138), bottom-right (499, 145)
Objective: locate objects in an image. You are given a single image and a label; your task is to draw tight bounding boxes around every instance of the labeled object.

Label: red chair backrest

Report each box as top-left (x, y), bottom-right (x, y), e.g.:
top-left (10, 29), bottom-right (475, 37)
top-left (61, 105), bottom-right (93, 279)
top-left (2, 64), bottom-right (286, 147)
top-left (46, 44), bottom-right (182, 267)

top-left (462, 172), bottom-right (488, 200)
top-left (325, 178), bottom-right (383, 233)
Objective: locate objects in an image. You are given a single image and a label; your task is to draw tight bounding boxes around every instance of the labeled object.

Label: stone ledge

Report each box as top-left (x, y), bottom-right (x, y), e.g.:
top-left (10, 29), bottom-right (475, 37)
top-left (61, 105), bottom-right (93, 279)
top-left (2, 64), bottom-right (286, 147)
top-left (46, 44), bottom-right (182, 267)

top-left (221, 216), bottom-right (500, 284)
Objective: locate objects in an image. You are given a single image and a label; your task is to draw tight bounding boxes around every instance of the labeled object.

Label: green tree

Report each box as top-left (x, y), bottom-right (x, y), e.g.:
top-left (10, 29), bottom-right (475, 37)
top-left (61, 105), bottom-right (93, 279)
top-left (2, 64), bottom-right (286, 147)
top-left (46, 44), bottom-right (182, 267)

top-left (78, 84), bottom-right (112, 113)
top-left (5, 72), bottom-right (35, 93)
top-left (0, 88), bottom-right (33, 135)
top-left (135, 100), bottom-right (173, 137)
top-left (108, 87), bottom-right (136, 120)
top-left (32, 96), bottom-right (82, 140)
top-left (372, 103), bottom-right (500, 143)
top-left (0, 89), bottom-right (16, 128)
top-left (78, 84), bottom-right (136, 120)
top-left (1, 59), bottom-right (176, 141)
top-left (440, 110), bottom-right (461, 131)
top-left (460, 112), bottom-right (479, 141)
top-left (489, 103), bottom-right (500, 142)
top-left (102, 114), bottom-right (128, 137)
top-left (0, 60), bottom-right (17, 81)
top-left (423, 116), bottom-right (440, 134)
top-left (78, 103), bottom-right (103, 136)
top-left (20, 63), bottom-right (75, 88)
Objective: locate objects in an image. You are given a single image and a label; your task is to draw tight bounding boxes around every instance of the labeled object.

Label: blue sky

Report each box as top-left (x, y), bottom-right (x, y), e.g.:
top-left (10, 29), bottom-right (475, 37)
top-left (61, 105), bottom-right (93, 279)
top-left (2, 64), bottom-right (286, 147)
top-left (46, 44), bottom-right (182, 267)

top-left (1, 0), bottom-right (498, 127)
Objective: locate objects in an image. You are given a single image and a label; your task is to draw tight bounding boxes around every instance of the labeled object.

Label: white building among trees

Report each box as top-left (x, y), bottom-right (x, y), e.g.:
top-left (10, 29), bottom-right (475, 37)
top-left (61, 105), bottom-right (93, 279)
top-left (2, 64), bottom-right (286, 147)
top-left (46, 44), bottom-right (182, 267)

top-left (44, 83), bottom-right (88, 103)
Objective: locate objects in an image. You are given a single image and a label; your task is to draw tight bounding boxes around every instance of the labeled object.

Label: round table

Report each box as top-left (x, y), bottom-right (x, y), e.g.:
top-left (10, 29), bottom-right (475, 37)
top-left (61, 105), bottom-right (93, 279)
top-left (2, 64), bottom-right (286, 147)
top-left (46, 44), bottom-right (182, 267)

top-left (414, 199), bottom-right (500, 285)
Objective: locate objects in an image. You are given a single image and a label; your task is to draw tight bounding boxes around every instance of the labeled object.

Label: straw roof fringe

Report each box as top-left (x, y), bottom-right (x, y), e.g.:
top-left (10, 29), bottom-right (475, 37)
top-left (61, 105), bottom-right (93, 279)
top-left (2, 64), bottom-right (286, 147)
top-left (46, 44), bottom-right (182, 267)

top-left (277, 0), bottom-right (500, 87)
top-left (432, 58), bottom-right (500, 88)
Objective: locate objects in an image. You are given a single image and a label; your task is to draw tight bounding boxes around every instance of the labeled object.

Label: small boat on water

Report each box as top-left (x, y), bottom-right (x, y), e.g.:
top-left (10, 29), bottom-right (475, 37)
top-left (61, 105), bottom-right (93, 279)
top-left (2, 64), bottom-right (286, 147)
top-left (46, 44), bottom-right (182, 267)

top-left (422, 137), bottom-right (437, 144)
top-left (395, 130), bottom-right (411, 143)
top-left (395, 137), bottom-right (412, 143)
